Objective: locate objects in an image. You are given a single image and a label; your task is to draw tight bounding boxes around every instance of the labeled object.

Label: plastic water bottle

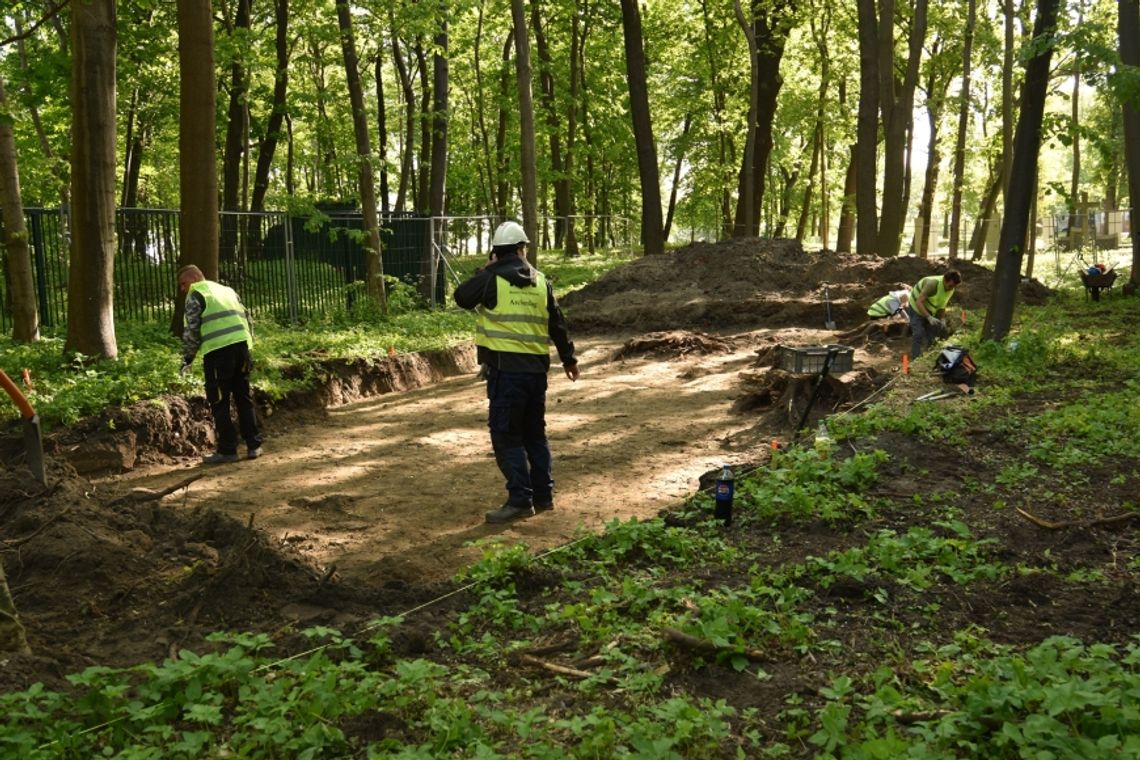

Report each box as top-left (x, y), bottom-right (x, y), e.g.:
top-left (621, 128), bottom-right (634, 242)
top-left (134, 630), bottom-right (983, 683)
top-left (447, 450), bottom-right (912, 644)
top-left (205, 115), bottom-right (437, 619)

top-left (714, 465), bottom-right (734, 526)
top-left (814, 421), bottom-right (833, 459)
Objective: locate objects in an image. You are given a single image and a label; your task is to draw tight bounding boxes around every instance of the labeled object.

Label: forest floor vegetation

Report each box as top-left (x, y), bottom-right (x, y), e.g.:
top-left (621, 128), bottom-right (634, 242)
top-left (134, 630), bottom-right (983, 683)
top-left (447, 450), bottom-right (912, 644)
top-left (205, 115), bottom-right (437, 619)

top-left (2, 238), bottom-right (1139, 757)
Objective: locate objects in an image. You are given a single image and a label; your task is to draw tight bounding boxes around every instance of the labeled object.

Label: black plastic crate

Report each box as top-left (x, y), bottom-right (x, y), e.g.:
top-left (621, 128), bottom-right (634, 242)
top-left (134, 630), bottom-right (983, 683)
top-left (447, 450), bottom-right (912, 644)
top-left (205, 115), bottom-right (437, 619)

top-left (778, 344), bottom-right (854, 374)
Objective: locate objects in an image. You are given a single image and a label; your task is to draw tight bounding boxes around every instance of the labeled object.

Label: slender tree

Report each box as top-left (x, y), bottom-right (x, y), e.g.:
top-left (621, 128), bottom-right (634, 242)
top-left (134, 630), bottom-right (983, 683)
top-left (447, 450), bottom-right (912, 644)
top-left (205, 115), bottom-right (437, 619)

top-left (1121, 0), bottom-right (1140, 287)
top-left (619, 0), bottom-right (664, 254)
top-left (66, 0), bottom-right (117, 359)
top-left (427, 7), bottom-right (449, 297)
top-left (0, 74), bottom-right (39, 342)
top-left (510, 0), bottom-right (540, 254)
top-left (983, 0), bottom-right (1061, 341)
top-left (335, 0), bottom-right (386, 308)
top-left (177, 0), bottom-right (219, 291)
top-left (948, 0), bottom-right (976, 259)
top-left (877, 0), bottom-right (928, 259)
top-left (855, 0), bottom-right (879, 255)
top-left (251, 0), bottom-right (291, 214)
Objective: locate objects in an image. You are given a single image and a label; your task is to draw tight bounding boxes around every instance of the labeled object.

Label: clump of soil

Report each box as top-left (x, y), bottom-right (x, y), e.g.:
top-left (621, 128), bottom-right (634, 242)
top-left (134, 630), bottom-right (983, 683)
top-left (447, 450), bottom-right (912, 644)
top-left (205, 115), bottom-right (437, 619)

top-left (613, 330), bottom-right (737, 360)
top-left (562, 238), bottom-right (1051, 333)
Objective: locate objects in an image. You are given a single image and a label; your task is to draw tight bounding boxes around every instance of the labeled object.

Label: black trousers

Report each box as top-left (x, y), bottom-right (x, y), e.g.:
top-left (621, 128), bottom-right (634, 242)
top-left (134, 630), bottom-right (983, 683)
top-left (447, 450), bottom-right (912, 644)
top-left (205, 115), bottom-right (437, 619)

top-left (203, 342), bottom-right (262, 455)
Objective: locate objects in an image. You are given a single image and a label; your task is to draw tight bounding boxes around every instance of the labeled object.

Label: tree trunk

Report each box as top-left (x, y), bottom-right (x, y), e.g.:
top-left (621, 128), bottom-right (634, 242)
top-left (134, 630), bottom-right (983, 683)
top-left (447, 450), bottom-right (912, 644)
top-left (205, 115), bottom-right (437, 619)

top-left (495, 30), bottom-right (513, 219)
top-left (221, 0), bottom-right (251, 264)
top-left (969, 165), bottom-right (1002, 260)
top-left (809, 11), bottom-right (831, 248)
top-left (855, 0), bottom-right (879, 255)
top-left (375, 53), bottom-right (391, 215)
top-left (510, 0), bottom-right (540, 255)
top-left (948, 0), bottom-right (977, 259)
top-left (532, 4), bottom-right (569, 249)
top-left (1067, 34), bottom-right (1082, 239)
top-left (66, 0), bottom-right (117, 359)
top-left (878, 0), bottom-right (928, 259)
top-left (564, 0), bottom-right (583, 256)
top-left (415, 41), bottom-right (432, 213)
top-left (737, 0), bottom-right (795, 237)
top-left (391, 32), bottom-right (415, 213)
top-left (664, 114), bottom-right (692, 242)
top-left (916, 43), bottom-right (948, 259)
top-left (983, 0), bottom-right (1060, 342)
top-left (619, 0), bottom-right (664, 255)
top-left (837, 143), bottom-right (857, 253)
top-left (427, 9), bottom-right (449, 299)
top-left (1001, 0), bottom-right (1014, 204)
top-left (1122, 0), bottom-right (1140, 287)
top-left (251, 0), bottom-right (290, 215)
top-left (733, 0), bottom-right (759, 237)
top-left (0, 74), bottom-right (40, 342)
top-left (177, 0), bottom-right (218, 292)
top-left (335, 0), bottom-right (387, 308)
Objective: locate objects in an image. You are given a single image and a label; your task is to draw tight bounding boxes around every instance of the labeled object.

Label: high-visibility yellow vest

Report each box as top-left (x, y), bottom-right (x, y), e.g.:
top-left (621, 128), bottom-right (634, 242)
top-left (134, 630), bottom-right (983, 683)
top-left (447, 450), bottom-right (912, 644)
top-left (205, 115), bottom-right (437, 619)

top-left (910, 275), bottom-right (955, 314)
top-left (475, 272), bottom-right (549, 355)
top-left (188, 281), bottom-right (252, 355)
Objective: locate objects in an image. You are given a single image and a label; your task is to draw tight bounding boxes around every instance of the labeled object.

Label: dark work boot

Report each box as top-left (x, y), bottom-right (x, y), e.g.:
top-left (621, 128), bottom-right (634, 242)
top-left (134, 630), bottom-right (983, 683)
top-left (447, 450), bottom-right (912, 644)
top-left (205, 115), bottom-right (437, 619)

top-left (533, 496), bottom-right (554, 513)
top-left (485, 503), bottom-right (535, 524)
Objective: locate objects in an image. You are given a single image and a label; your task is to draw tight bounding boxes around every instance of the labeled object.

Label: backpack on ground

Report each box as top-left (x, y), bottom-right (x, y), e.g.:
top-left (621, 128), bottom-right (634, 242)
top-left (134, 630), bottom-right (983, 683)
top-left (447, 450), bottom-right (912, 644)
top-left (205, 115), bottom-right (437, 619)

top-left (935, 345), bottom-right (977, 387)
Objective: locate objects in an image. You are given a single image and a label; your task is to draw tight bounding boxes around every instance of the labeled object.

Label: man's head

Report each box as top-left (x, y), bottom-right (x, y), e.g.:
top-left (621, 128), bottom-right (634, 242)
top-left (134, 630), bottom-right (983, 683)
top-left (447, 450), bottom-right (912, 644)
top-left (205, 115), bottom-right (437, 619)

top-left (491, 220), bottom-right (529, 259)
top-left (943, 269), bottom-right (962, 291)
top-left (177, 265), bottom-right (205, 295)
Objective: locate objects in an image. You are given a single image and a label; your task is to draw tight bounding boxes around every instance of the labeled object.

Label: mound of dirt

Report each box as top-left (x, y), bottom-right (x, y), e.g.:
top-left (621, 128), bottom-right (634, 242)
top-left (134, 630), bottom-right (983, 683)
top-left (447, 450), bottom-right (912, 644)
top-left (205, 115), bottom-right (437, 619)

top-left (612, 330), bottom-right (737, 360)
top-left (561, 238), bottom-right (1051, 333)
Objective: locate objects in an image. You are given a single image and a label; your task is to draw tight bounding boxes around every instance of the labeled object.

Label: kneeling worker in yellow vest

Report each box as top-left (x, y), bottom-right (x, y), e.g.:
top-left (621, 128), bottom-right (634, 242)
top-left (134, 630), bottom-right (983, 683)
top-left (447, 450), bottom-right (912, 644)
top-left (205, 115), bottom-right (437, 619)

top-left (904, 269), bottom-right (961, 360)
top-left (177, 265), bottom-right (263, 464)
top-left (866, 288), bottom-right (910, 319)
top-left (454, 221), bottom-right (580, 524)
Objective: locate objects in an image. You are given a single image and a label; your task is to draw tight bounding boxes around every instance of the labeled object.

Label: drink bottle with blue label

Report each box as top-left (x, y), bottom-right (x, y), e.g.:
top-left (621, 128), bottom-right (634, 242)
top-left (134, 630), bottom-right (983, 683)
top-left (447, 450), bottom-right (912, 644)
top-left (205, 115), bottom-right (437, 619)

top-left (714, 464), bottom-right (734, 525)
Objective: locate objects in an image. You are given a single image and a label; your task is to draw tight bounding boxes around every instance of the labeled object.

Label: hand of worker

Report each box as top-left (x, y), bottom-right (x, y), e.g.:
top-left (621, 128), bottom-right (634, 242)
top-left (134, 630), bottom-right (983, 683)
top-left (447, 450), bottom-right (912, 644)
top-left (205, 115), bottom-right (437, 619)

top-left (927, 316), bottom-right (945, 331)
top-left (564, 363), bottom-right (580, 382)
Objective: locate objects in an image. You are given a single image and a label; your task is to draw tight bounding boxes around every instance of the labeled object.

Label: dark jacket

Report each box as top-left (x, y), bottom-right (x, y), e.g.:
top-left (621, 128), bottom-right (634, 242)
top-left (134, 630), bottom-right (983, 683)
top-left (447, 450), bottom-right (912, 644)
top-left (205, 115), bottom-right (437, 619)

top-left (454, 253), bottom-right (577, 373)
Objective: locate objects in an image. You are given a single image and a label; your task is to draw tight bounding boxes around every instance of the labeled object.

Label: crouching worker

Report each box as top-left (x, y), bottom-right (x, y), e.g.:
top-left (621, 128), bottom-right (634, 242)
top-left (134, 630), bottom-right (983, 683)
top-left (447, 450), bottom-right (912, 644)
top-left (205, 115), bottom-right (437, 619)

top-left (866, 288), bottom-right (910, 319)
top-left (454, 221), bottom-right (580, 524)
top-left (905, 269), bottom-right (961, 359)
top-left (178, 265), bottom-right (263, 464)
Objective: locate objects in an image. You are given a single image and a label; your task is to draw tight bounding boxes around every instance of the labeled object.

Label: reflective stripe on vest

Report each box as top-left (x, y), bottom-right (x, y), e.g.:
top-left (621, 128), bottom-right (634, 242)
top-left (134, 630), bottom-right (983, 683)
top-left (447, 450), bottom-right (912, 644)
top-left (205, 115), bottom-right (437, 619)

top-left (189, 281), bottom-right (252, 355)
top-left (475, 272), bottom-right (549, 355)
top-left (910, 275), bottom-right (954, 314)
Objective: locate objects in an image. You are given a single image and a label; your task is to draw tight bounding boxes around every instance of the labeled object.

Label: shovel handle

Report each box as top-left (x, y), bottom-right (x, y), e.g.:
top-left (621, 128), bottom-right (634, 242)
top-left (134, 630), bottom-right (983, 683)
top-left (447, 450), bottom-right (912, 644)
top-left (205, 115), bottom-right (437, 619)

top-left (0, 369), bottom-right (36, 420)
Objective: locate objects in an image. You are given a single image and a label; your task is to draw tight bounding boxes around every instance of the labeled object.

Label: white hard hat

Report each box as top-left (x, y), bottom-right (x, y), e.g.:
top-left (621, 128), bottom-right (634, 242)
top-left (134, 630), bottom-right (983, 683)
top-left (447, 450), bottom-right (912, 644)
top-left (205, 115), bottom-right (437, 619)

top-left (492, 220), bottom-right (529, 246)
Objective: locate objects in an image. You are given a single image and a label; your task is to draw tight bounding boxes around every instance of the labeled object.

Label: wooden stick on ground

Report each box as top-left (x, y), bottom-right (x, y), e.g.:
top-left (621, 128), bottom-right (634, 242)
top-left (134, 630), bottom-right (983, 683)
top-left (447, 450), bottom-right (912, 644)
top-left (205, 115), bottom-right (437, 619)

top-left (663, 626), bottom-right (766, 662)
top-left (108, 473), bottom-right (203, 507)
top-left (1016, 507), bottom-right (1140, 531)
top-left (518, 653), bottom-right (597, 680)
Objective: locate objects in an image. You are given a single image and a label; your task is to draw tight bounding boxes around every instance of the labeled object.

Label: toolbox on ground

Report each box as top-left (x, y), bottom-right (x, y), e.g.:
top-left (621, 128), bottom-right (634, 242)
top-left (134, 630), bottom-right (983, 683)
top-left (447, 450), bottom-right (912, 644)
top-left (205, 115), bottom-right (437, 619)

top-left (778, 344), bottom-right (855, 374)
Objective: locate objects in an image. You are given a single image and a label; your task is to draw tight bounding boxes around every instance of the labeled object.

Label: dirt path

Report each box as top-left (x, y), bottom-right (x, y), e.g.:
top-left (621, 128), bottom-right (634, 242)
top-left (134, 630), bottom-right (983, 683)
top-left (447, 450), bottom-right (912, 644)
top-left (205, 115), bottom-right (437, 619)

top-left (112, 329), bottom-right (844, 585)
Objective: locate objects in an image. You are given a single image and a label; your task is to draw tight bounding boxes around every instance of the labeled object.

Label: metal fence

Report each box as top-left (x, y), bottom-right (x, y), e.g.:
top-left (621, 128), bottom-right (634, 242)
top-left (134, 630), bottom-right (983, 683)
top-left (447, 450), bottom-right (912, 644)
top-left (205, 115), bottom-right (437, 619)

top-left (0, 208), bottom-right (437, 332)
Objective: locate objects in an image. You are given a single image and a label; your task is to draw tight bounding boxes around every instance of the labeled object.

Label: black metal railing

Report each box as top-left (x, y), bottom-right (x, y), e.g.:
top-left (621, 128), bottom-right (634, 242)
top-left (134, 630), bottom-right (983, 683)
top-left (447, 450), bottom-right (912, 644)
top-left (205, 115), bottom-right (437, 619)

top-left (0, 208), bottom-right (436, 333)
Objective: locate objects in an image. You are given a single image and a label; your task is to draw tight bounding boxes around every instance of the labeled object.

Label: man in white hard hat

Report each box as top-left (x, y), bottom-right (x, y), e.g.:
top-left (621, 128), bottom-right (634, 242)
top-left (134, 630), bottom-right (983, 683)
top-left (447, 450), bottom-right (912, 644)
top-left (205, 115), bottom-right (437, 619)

top-left (454, 221), bottom-right (580, 523)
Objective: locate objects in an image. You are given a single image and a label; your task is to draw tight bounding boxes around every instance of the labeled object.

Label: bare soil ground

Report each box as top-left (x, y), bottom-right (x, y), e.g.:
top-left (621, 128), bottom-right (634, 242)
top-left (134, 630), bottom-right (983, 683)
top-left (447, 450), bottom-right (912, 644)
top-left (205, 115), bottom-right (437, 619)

top-left (1, 240), bottom-right (1070, 699)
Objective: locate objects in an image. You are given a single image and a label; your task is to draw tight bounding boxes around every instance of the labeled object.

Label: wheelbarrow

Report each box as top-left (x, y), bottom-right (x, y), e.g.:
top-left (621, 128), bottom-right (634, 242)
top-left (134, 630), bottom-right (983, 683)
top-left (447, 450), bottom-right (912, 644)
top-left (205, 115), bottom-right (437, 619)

top-left (1080, 269), bottom-right (1116, 301)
